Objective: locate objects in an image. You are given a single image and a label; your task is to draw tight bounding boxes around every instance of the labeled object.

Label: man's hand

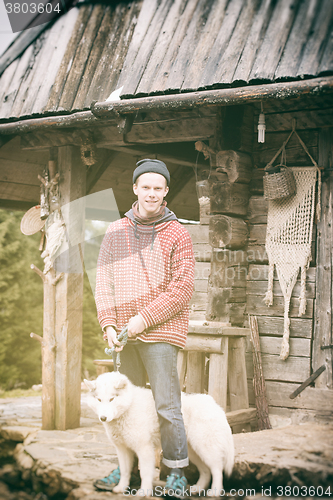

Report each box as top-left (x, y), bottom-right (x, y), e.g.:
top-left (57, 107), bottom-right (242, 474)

top-left (127, 315), bottom-right (146, 338)
top-left (105, 326), bottom-right (123, 352)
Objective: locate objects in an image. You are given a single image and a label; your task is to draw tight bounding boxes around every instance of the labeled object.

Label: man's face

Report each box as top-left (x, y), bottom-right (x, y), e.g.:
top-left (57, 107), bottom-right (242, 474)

top-left (133, 172), bottom-right (169, 217)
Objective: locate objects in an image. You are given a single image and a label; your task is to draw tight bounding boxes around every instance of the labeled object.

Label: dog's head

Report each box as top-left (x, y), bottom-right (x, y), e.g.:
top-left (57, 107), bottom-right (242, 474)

top-left (84, 371), bottom-right (132, 423)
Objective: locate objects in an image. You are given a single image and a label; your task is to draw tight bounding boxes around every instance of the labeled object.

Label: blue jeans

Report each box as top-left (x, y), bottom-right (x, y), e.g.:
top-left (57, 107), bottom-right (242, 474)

top-left (117, 341), bottom-right (189, 468)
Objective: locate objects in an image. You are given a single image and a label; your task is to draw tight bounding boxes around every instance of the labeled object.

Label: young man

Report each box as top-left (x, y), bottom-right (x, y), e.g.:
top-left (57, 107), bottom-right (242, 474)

top-left (94, 158), bottom-right (195, 493)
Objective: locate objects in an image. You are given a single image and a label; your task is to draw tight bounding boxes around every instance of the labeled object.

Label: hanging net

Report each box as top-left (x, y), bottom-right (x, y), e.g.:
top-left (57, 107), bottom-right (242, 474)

top-left (265, 166), bottom-right (320, 360)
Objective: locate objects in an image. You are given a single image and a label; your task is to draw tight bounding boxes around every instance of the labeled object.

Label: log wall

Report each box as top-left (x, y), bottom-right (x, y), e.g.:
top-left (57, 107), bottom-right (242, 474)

top-left (187, 122), bottom-right (333, 423)
top-left (245, 128), bottom-right (333, 422)
top-left (185, 224), bottom-right (210, 321)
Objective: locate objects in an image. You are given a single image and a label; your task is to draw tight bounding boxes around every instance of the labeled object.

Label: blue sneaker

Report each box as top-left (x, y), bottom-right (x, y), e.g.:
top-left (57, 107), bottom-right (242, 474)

top-left (165, 473), bottom-right (188, 498)
top-left (93, 466), bottom-right (141, 491)
top-left (94, 466), bottom-right (121, 491)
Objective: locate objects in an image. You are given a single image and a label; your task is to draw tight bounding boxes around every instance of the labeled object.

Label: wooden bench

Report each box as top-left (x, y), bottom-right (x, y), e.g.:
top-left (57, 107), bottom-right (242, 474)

top-left (93, 358), bottom-right (114, 376)
top-left (93, 320), bottom-right (254, 432)
top-left (179, 320), bottom-right (253, 432)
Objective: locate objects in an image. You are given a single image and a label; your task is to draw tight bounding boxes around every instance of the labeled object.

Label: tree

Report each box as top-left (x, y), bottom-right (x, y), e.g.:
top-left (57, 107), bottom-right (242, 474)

top-left (0, 209), bottom-right (43, 389)
top-left (0, 209), bottom-right (105, 389)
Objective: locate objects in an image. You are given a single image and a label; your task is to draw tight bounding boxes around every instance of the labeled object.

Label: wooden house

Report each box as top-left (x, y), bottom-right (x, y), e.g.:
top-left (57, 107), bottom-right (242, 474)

top-left (0, 0), bottom-right (332, 431)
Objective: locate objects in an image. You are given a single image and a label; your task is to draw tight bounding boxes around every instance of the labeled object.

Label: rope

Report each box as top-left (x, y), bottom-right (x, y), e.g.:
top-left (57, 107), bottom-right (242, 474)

top-left (105, 325), bottom-right (128, 371)
top-left (265, 120), bottom-right (319, 172)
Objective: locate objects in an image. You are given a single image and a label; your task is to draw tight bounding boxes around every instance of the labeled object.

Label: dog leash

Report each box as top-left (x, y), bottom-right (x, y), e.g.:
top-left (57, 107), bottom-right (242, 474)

top-left (105, 325), bottom-right (128, 371)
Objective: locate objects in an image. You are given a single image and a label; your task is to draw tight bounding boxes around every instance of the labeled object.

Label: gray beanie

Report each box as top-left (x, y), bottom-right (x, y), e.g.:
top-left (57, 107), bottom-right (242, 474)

top-left (133, 159), bottom-right (170, 186)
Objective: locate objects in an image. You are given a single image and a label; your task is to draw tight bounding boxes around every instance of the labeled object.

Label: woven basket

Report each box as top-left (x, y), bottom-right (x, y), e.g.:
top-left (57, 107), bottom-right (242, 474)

top-left (263, 165), bottom-right (296, 200)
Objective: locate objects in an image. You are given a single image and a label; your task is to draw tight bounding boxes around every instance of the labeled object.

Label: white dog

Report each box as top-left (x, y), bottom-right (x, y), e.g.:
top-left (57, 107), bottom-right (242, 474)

top-left (84, 371), bottom-right (234, 496)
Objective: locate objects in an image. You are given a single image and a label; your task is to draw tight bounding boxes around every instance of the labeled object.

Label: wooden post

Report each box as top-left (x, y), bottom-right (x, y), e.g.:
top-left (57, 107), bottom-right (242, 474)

top-left (313, 128), bottom-right (333, 388)
top-left (55, 146), bottom-right (86, 430)
top-left (208, 339), bottom-right (229, 410)
top-left (30, 265), bottom-right (57, 430)
top-left (228, 336), bottom-right (250, 432)
top-left (41, 270), bottom-right (57, 429)
top-left (186, 352), bottom-right (205, 393)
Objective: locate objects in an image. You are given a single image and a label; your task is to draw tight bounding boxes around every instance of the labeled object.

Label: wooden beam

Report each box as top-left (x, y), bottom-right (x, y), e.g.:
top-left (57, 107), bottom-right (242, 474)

top-left (226, 408), bottom-right (257, 427)
top-left (216, 150), bottom-right (252, 183)
top-left (263, 107), bottom-right (333, 132)
top-left (253, 130), bottom-right (319, 169)
top-left (20, 137), bottom-right (208, 175)
top-left (246, 294), bottom-right (314, 319)
top-left (188, 320), bottom-right (249, 336)
top-left (248, 264), bottom-right (316, 282)
top-left (184, 334), bottom-right (229, 353)
top-left (210, 181), bottom-right (250, 216)
top-left (54, 145), bottom-right (86, 430)
top-left (86, 150), bottom-right (119, 194)
top-left (246, 352), bottom-right (311, 383)
top-left (0, 199), bottom-right (36, 211)
top-left (247, 196), bottom-right (268, 224)
top-left (209, 215), bottom-right (248, 249)
top-left (0, 183), bottom-right (40, 208)
top-left (97, 116), bottom-right (216, 145)
top-left (248, 336), bottom-right (311, 358)
top-left (253, 315), bottom-right (313, 339)
top-left (0, 111), bottom-right (99, 135)
top-left (20, 129), bottom-right (95, 150)
top-left (19, 119), bottom-right (216, 150)
top-left (0, 77), bottom-right (331, 137)
top-left (261, 380), bottom-right (333, 412)
top-left (91, 77), bottom-right (333, 117)
top-left (104, 144), bottom-right (205, 169)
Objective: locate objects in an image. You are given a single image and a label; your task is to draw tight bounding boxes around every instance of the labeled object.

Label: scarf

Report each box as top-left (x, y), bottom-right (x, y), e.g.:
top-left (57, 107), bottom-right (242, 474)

top-left (125, 201), bottom-right (178, 249)
top-left (130, 200), bottom-right (168, 224)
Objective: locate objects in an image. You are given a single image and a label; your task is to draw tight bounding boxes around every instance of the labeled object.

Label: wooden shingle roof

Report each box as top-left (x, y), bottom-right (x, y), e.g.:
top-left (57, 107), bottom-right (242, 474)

top-left (0, 0), bottom-right (332, 121)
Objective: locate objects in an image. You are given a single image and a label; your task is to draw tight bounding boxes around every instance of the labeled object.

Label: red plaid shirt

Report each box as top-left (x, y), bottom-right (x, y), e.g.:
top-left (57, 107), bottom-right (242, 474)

top-left (95, 218), bottom-right (195, 348)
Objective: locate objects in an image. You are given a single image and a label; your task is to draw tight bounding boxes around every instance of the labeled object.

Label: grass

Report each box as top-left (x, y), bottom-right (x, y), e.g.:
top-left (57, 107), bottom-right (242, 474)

top-left (0, 387), bottom-right (42, 399)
